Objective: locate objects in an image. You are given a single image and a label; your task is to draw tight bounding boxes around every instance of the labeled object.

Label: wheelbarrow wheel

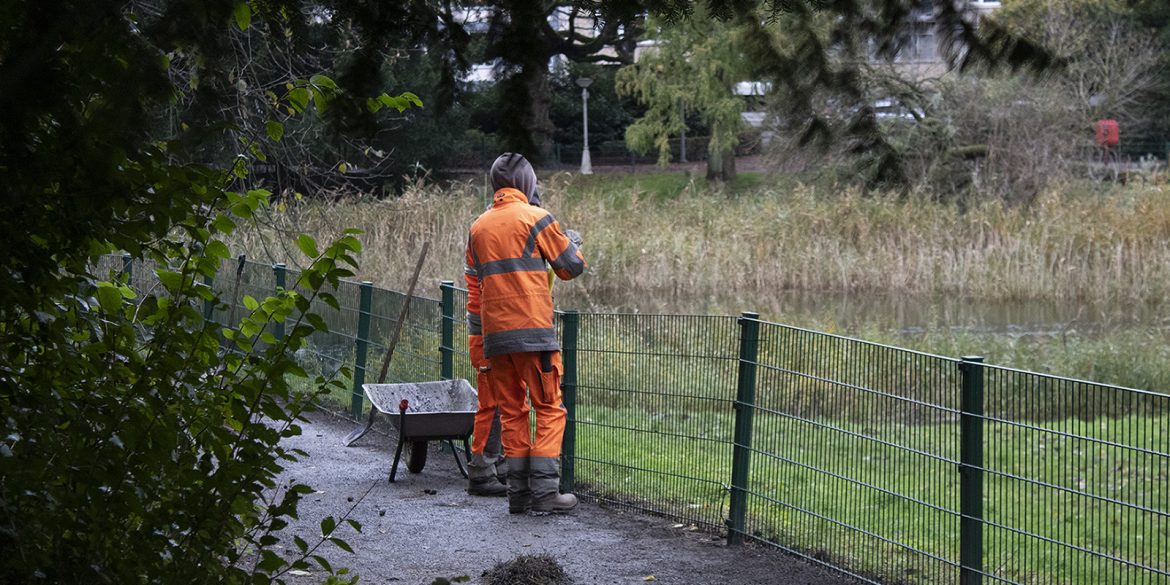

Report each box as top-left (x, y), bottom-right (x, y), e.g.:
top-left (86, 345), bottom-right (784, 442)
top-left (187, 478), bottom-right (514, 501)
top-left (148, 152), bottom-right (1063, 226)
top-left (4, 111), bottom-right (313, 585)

top-left (407, 440), bottom-right (428, 473)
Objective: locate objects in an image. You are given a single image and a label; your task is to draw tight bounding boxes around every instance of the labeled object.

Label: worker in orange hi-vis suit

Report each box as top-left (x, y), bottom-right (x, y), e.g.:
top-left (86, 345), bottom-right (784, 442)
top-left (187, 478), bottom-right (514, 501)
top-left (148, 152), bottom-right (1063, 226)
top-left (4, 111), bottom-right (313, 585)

top-left (465, 152), bottom-right (585, 515)
top-left (464, 330), bottom-right (508, 497)
top-left (464, 261), bottom-right (560, 499)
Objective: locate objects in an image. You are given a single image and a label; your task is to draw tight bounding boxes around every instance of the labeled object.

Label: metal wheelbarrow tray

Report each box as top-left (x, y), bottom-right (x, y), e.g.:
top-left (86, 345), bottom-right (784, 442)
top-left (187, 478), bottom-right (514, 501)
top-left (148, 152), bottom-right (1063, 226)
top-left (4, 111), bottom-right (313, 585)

top-left (344, 379), bottom-right (478, 482)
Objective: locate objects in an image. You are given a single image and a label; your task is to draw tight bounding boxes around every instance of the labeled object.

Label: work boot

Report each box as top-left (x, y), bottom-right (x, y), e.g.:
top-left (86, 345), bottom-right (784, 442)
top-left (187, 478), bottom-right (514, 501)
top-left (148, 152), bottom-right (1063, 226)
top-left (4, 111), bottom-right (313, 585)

top-left (529, 456), bottom-right (577, 515)
top-left (485, 410), bottom-right (507, 486)
top-left (467, 453), bottom-right (507, 497)
top-left (506, 456), bottom-right (532, 514)
top-left (495, 456), bottom-right (509, 486)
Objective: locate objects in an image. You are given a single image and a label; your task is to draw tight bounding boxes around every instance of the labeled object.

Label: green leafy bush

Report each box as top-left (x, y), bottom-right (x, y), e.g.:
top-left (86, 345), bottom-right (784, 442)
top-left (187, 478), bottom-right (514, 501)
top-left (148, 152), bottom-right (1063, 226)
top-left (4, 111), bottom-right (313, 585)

top-left (1, 188), bottom-right (365, 584)
top-left (0, 2), bottom-right (435, 580)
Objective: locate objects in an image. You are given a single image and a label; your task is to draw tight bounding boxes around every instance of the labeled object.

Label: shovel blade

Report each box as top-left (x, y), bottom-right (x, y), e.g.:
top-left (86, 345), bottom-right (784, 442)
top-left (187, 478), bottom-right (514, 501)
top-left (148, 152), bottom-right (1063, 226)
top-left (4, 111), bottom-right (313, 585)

top-left (342, 410), bottom-right (379, 447)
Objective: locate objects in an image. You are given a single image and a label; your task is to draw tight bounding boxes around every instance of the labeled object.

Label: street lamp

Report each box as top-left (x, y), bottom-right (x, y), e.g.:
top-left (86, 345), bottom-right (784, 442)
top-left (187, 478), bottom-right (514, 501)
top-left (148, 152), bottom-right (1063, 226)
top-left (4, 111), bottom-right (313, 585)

top-left (576, 77), bottom-right (593, 174)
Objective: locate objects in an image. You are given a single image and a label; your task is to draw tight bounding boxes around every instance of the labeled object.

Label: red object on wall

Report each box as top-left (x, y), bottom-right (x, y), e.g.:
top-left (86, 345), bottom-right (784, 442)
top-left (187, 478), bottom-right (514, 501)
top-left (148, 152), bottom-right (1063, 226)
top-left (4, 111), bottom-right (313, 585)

top-left (1095, 119), bottom-right (1120, 147)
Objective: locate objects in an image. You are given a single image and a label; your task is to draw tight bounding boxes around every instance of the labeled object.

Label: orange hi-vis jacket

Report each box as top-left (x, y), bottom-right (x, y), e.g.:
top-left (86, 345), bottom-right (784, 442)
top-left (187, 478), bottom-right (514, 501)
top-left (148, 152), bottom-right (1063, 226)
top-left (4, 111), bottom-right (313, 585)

top-left (466, 188), bottom-right (586, 358)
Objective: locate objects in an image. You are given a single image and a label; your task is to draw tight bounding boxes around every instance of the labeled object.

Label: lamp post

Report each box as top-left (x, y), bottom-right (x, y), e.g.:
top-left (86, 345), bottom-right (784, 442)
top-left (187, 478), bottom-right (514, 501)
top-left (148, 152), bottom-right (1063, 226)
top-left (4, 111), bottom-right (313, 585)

top-left (576, 77), bottom-right (593, 174)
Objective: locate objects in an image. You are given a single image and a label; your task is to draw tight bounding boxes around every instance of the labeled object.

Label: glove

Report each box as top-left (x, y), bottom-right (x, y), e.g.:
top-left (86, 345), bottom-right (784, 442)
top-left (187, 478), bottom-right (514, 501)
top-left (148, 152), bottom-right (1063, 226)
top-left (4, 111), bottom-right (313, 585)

top-left (565, 229), bottom-right (583, 248)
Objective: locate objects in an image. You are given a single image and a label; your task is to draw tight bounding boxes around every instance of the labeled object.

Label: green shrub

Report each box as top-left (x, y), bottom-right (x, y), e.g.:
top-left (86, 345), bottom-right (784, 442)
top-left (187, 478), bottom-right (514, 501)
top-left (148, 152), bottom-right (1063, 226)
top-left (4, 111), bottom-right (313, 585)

top-left (0, 189), bottom-right (364, 584)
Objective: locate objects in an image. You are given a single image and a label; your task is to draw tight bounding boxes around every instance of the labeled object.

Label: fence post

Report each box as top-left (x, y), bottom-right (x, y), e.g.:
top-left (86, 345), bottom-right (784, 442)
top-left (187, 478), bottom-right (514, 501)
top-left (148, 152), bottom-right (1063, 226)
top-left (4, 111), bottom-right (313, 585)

top-left (121, 254), bottom-right (133, 283)
top-left (439, 281), bottom-right (455, 380)
top-left (351, 281), bottom-right (374, 419)
top-left (202, 275), bottom-right (215, 323)
top-left (959, 356), bottom-right (986, 585)
top-left (560, 309), bottom-right (579, 492)
top-left (273, 263), bottom-right (286, 341)
top-left (727, 311), bottom-right (760, 545)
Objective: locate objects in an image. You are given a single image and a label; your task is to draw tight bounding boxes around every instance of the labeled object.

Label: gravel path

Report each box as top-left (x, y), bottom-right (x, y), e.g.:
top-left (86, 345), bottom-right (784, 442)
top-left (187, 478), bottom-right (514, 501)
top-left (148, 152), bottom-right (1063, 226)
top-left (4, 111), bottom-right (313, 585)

top-left (278, 409), bottom-right (861, 585)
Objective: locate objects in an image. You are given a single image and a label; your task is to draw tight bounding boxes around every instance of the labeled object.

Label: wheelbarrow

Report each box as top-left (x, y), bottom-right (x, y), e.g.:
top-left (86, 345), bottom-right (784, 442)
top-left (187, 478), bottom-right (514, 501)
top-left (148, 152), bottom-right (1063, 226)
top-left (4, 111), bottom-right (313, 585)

top-left (343, 379), bottom-right (478, 482)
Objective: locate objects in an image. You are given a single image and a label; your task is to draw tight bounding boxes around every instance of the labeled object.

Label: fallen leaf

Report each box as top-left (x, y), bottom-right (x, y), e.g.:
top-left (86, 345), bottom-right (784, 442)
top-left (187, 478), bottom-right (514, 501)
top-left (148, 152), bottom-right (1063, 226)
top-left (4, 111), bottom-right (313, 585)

top-left (643, 576), bottom-right (656, 581)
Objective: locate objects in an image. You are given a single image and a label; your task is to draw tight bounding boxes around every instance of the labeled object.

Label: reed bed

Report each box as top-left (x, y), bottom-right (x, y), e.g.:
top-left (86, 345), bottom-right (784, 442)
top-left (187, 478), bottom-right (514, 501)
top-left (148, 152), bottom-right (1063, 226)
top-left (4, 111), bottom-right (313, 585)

top-left (230, 173), bottom-right (1170, 314)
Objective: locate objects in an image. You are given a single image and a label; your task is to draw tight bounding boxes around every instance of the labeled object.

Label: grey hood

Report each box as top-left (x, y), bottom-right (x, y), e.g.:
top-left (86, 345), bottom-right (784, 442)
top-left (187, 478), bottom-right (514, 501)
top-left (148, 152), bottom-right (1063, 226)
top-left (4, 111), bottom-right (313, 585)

top-left (490, 152), bottom-right (540, 206)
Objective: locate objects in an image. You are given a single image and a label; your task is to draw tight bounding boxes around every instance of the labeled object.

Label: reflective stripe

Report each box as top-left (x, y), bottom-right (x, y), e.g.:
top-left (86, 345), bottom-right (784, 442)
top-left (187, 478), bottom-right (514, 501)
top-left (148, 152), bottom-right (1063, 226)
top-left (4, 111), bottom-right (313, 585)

top-left (549, 243), bottom-right (585, 278)
top-left (483, 327), bottom-right (560, 358)
top-left (467, 312), bottom-right (482, 335)
top-left (465, 265), bottom-right (478, 276)
top-left (522, 214), bottom-right (556, 258)
top-left (478, 256), bottom-right (546, 277)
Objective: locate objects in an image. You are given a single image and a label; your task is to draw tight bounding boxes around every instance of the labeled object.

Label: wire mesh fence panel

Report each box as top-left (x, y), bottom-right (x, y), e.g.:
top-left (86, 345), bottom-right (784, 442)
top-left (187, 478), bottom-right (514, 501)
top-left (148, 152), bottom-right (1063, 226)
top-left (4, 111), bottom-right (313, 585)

top-left (210, 258), bottom-right (258, 321)
top-left (571, 313), bottom-right (740, 531)
top-left (237, 260), bottom-right (277, 314)
top-left (93, 255), bottom-right (120, 281)
top-left (744, 320), bottom-right (963, 584)
top-left (94, 254), bottom-right (161, 299)
top-left (198, 261), bottom-right (358, 407)
top-left (448, 287), bottom-right (476, 384)
top-left (298, 277), bottom-right (363, 406)
top-left (980, 366), bottom-right (1169, 585)
top-left (364, 287), bottom-right (442, 388)
top-left (93, 255), bottom-right (164, 342)
top-left (203, 257), bottom-right (266, 333)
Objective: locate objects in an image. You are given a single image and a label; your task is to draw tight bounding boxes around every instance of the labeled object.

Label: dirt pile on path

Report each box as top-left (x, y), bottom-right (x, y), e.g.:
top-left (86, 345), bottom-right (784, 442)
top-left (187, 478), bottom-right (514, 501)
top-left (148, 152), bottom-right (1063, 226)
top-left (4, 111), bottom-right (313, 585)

top-left (481, 553), bottom-right (574, 585)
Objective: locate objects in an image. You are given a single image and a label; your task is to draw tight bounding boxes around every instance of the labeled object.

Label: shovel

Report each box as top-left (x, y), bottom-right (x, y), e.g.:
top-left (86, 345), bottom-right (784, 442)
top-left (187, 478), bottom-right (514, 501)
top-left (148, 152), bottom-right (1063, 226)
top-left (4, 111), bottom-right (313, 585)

top-left (342, 242), bottom-right (430, 446)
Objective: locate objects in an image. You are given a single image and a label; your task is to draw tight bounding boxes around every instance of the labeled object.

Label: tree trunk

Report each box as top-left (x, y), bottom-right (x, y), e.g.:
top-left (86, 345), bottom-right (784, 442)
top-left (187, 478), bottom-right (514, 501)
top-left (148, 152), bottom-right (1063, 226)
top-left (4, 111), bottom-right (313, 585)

top-left (721, 148), bottom-right (736, 182)
top-left (706, 149), bottom-right (721, 182)
top-left (522, 63), bottom-right (555, 163)
top-left (706, 147), bottom-right (736, 183)
top-left (488, 0), bottom-right (637, 165)
top-left (498, 61), bottom-right (555, 164)
top-left (492, 0), bottom-right (557, 164)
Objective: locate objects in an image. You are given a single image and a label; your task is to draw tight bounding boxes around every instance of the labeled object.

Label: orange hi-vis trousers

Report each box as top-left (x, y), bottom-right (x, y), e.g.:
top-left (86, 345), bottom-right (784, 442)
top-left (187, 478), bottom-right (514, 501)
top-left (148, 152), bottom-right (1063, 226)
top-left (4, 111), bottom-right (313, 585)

top-left (470, 365), bottom-right (501, 456)
top-left (489, 350), bottom-right (566, 459)
top-left (468, 334), bottom-right (500, 457)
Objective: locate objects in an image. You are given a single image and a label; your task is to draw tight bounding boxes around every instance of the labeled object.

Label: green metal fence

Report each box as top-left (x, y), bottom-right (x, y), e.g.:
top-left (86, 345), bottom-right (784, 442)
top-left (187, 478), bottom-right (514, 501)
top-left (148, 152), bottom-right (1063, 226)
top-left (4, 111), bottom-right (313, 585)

top-left (97, 255), bottom-right (446, 418)
top-left (567, 311), bottom-right (741, 531)
top-left (105, 255), bottom-right (1169, 585)
top-left (977, 364), bottom-right (1168, 584)
top-left (734, 320), bottom-right (967, 582)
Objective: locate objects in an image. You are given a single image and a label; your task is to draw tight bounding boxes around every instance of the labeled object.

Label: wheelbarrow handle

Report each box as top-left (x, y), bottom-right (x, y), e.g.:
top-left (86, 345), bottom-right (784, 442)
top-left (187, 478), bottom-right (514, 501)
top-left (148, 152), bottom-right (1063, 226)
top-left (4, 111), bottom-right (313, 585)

top-left (389, 399), bottom-right (410, 483)
top-left (398, 399), bottom-right (409, 439)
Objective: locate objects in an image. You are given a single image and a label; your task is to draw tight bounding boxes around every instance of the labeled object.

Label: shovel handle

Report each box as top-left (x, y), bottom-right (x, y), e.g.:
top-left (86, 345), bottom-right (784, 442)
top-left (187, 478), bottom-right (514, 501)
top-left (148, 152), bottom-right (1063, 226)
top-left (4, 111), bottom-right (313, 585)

top-left (375, 242), bottom-right (430, 384)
